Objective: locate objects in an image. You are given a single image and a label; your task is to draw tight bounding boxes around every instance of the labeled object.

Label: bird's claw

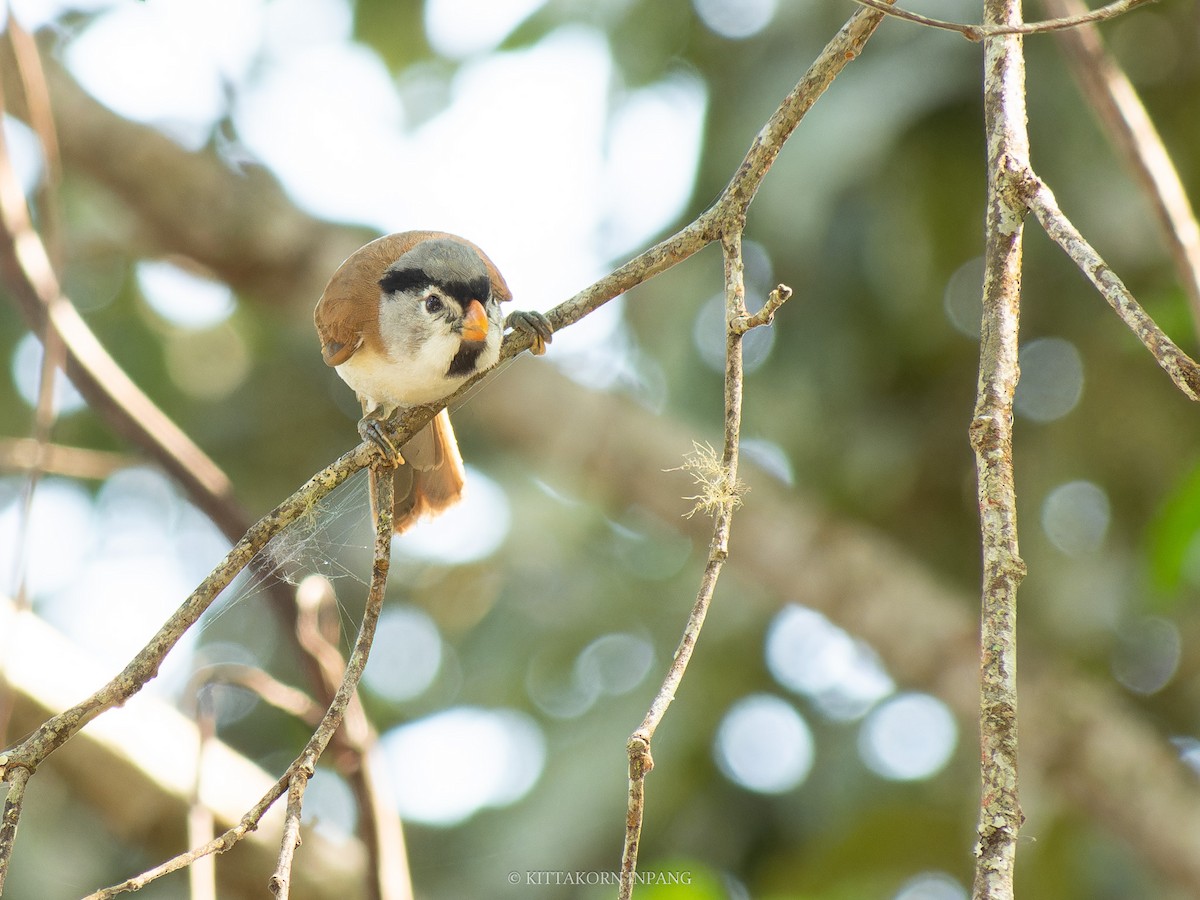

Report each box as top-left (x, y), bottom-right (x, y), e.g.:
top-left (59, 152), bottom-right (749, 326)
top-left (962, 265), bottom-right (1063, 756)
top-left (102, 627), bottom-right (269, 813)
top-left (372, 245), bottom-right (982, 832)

top-left (358, 413), bottom-right (404, 467)
top-left (506, 310), bottom-right (553, 356)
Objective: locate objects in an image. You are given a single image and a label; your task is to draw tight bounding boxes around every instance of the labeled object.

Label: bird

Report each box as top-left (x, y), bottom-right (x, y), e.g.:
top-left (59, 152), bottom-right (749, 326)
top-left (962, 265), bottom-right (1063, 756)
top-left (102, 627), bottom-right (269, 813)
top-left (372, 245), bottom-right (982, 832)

top-left (314, 230), bottom-right (552, 533)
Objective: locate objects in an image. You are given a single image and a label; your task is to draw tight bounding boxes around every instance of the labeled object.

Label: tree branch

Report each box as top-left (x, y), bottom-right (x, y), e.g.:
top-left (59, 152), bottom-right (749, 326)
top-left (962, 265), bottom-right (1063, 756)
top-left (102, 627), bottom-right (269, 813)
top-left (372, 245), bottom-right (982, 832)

top-left (970, 1), bottom-right (1031, 897)
top-left (851, 0), bottom-right (1154, 41)
top-left (84, 467), bottom-right (394, 898)
top-left (1045, 0), bottom-right (1200, 344)
top-left (1025, 176), bottom-right (1200, 401)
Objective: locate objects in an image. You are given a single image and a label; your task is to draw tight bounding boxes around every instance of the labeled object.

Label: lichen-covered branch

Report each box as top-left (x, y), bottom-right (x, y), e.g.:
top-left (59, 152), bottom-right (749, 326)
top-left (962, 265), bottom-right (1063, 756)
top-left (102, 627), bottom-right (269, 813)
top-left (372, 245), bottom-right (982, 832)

top-left (970, 2), bottom-right (1030, 898)
top-left (1025, 177), bottom-right (1200, 402)
top-left (619, 233), bottom-right (793, 899)
top-left (1044, 0), bottom-right (1200, 342)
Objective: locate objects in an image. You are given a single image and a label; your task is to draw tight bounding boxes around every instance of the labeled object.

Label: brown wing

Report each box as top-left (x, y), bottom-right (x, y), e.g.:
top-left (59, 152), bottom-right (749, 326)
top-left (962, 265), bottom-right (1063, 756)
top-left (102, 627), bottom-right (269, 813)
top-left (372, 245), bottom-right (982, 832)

top-left (313, 230), bottom-right (513, 367)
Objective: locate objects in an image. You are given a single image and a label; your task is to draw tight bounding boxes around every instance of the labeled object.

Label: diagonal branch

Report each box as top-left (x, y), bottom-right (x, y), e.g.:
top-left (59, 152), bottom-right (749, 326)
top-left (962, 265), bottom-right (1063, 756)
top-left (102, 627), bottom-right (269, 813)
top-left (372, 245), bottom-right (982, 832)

top-left (0, 439), bottom-right (374, 781)
top-left (84, 467), bottom-right (395, 899)
top-left (1044, 0), bottom-right (1200, 343)
top-left (1025, 176), bottom-right (1200, 400)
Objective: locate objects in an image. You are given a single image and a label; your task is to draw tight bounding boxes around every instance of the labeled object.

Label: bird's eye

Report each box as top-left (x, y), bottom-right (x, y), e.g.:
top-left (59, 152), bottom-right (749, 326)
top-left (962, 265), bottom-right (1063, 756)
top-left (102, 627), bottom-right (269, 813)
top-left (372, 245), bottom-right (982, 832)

top-left (424, 296), bottom-right (444, 314)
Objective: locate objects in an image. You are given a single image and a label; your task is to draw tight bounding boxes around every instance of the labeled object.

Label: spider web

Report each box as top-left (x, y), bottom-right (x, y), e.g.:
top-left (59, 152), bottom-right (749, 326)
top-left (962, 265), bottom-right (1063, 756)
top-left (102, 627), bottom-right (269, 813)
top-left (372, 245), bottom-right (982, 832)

top-left (199, 468), bottom-right (374, 633)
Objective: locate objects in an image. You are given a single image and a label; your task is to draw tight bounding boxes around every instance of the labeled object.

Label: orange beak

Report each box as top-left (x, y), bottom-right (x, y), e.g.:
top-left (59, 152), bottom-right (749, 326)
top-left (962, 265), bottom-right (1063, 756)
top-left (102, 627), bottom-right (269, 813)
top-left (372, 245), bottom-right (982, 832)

top-left (461, 299), bottom-right (489, 344)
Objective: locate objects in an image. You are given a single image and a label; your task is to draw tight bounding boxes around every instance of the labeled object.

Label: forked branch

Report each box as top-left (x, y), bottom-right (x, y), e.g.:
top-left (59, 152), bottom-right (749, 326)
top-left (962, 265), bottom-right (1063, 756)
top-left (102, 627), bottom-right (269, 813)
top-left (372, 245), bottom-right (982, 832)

top-left (852, 0), bottom-right (1154, 41)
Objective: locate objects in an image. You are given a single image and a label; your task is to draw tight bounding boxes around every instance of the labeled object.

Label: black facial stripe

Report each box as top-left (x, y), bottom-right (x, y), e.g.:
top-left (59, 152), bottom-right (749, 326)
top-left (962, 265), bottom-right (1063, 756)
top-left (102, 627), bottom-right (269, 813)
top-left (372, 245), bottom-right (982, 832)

top-left (379, 267), bottom-right (431, 296)
top-left (448, 342), bottom-right (485, 378)
top-left (445, 276), bottom-right (491, 307)
top-left (378, 270), bottom-right (491, 308)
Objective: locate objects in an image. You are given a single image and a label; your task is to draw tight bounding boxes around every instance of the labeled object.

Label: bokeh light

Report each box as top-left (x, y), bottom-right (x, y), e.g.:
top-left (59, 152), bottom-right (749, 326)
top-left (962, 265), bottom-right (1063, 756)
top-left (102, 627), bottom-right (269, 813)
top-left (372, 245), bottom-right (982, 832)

top-left (693, 0), bottom-right (777, 39)
top-left (0, 476), bottom-right (95, 596)
top-left (1111, 616), bottom-right (1181, 695)
top-left (11, 332), bottom-right (86, 414)
top-left (425, 0), bottom-right (546, 59)
top-left (1041, 480), bottom-right (1110, 556)
top-left (893, 871), bottom-right (968, 900)
top-left (394, 466), bottom-right (510, 564)
top-left (362, 605), bottom-right (444, 703)
top-left (573, 632), bottom-right (655, 697)
top-left (765, 604), bottom-right (894, 721)
top-left (65, 0), bottom-right (263, 148)
top-left (381, 706), bottom-right (545, 825)
top-left (2, 114), bottom-right (44, 196)
top-left (714, 694), bottom-right (814, 794)
top-left (136, 260), bottom-right (237, 330)
top-left (302, 768), bottom-right (359, 842)
top-left (859, 692), bottom-right (957, 781)
top-left (943, 256), bottom-right (984, 339)
top-left (1014, 337), bottom-right (1084, 422)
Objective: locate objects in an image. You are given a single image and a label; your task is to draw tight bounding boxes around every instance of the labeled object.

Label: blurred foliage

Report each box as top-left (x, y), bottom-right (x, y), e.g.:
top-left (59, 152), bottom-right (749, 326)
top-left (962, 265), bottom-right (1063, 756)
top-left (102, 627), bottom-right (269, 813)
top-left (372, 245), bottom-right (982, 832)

top-left (5, 1), bottom-right (1200, 899)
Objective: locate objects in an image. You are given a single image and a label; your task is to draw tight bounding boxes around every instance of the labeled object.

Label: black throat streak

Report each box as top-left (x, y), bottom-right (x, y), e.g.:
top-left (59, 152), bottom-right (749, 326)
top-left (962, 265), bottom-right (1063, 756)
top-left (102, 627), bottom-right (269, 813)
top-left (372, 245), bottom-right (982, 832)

top-left (448, 342), bottom-right (486, 378)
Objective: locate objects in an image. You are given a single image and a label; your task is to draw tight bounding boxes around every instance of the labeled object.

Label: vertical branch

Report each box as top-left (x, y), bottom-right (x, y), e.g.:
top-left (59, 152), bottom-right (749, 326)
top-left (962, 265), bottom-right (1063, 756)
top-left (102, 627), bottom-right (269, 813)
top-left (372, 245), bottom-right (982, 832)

top-left (187, 696), bottom-right (217, 900)
top-left (971, 1), bottom-right (1030, 898)
top-left (619, 232), bottom-right (789, 900)
top-left (0, 765), bottom-right (30, 894)
top-left (269, 768), bottom-right (310, 899)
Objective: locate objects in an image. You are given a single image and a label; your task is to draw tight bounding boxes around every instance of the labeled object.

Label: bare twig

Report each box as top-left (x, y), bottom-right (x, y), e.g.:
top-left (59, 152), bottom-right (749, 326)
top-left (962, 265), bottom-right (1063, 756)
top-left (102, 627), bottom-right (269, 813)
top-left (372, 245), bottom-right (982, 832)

top-left (83, 468), bottom-right (394, 899)
top-left (970, 2), bottom-right (1030, 898)
top-left (187, 697), bottom-right (217, 900)
top-left (730, 283), bottom-right (793, 334)
top-left (1044, 0), bottom-right (1200, 342)
top-left (619, 237), bottom-right (793, 898)
top-left (1025, 176), bottom-right (1200, 401)
top-left (269, 766), bottom-right (311, 899)
top-left (852, 0), bottom-right (1154, 41)
top-left (195, 664), bottom-right (323, 724)
top-left (0, 765), bottom-right (29, 895)
top-left (610, 11), bottom-right (885, 898)
top-left (291, 575), bottom-right (414, 900)
top-left (0, 437), bottom-right (132, 480)
top-left (494, 3), bottom-right (890, 371)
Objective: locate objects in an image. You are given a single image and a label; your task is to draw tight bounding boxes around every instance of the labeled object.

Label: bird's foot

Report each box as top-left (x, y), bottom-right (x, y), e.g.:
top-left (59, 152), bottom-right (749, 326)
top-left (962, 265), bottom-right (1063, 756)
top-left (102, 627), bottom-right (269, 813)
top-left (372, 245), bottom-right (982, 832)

top-left (506, 309), bottom-right (554, 356)
top-left (358, 410), bottom-right (404, 467)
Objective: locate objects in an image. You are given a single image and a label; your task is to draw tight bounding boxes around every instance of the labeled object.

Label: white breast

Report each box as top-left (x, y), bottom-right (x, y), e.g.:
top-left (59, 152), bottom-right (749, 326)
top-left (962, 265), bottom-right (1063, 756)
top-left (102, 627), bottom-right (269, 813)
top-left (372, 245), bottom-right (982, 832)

top-left (336, 311), bottom-right (501, 414)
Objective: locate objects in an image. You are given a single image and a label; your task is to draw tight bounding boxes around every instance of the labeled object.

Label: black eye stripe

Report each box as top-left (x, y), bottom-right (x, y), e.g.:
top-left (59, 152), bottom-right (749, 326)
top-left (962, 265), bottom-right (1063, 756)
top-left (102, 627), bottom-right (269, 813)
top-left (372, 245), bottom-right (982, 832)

top-left (379, 269), bottom-right (491, 306)
top-left (379, 267), bottom-right (429, 296)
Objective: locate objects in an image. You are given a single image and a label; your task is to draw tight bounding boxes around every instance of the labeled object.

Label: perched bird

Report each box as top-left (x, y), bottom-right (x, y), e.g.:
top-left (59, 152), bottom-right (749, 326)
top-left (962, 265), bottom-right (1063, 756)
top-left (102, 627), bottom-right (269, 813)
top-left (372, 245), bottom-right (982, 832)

top-left (314, 231), bottom-right (552, 532)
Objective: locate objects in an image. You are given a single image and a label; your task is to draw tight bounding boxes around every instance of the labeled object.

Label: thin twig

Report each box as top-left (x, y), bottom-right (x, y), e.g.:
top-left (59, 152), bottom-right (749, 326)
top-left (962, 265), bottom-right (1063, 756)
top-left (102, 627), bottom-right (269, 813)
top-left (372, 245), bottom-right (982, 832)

top-left (269, 766), bottom-right (311, 899)
top-left (1025, 176), bottom-right (1200, 401)
top-left (493, 2), bottom-right (890, 370)
top-left (851, 0), bottom-right (1154, 41)
top-left (194, 664), bottom-right (323, 725)
top-left (292, 574), bottom-right (413, 900)
top-left (730, 283), bottom-right (793, 334)
top-left (83, 467), bottom-right (394, 899)
top-left (187, 696), bottom-right (217, 900)
top-left (620, 235), bottom-right (776, 899)
top-left (0, 437), bottom-right (132, 480)
top-left (614, 11), bottom-right (890, 898)
top-left (970, 2), bottom-right (1030, 898)
top-left (0, 765), bottom-right (30, 895)
top-left (1044, 0), bottom-right (1200, 343)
